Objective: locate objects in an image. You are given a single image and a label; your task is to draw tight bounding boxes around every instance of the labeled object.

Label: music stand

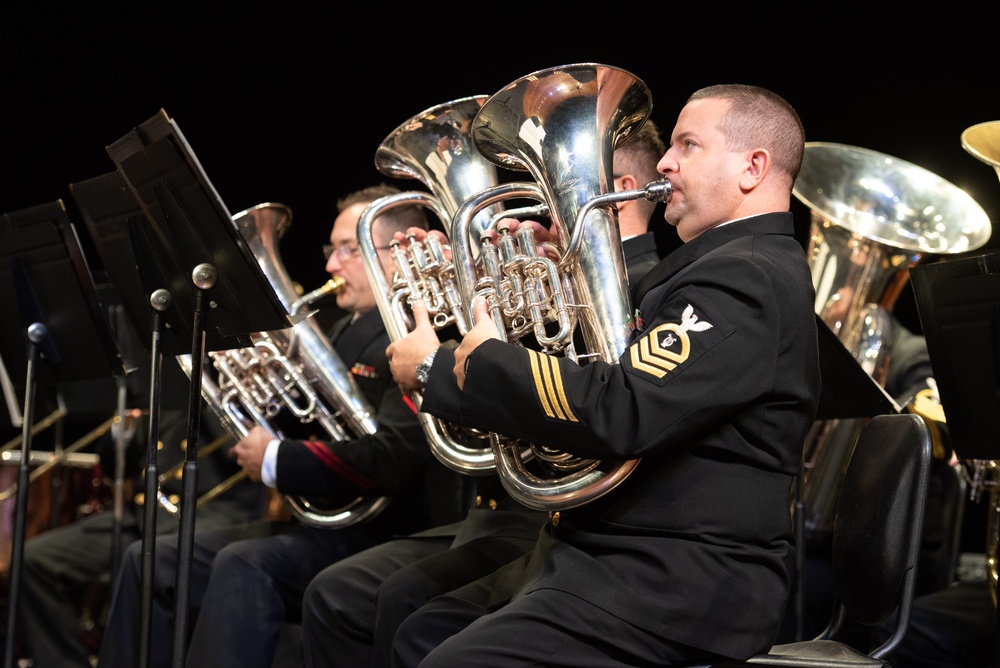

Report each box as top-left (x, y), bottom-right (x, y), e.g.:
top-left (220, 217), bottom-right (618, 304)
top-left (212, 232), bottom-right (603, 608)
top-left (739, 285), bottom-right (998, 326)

top-left (0, 200), bottom-right (127, 668)
top-left (910, 254), bottom-right (1000, 460)
top-left (104, 109), bottom-right (290, 668)
top-left (71, 168), bottom-right (244, 667)
top-left (911, 252), bottom-right (1000, 667)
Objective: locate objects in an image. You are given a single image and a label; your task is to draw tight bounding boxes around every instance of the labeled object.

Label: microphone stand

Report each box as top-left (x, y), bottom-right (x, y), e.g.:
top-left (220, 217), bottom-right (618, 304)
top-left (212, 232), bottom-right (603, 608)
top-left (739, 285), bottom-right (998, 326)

top-left (3, 323), bottom-right (46, 668)
top-left (138, 288), bottom-right (171, 668)
top-left (171, 268), bottom-right (213, 668)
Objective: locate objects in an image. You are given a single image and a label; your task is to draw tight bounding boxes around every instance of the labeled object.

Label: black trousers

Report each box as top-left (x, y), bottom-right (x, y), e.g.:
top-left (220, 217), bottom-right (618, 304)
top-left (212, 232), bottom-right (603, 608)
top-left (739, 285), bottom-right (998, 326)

top-left (302, 532), bottom-right (537, 667)
top-left (391, 559), bottom-right (728, 668)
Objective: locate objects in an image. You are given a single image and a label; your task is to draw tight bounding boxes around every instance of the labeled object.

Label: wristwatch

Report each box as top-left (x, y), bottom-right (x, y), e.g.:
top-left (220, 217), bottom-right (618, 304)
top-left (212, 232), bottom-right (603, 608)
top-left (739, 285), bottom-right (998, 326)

top-left (415, 348), bottom-right (438, 386)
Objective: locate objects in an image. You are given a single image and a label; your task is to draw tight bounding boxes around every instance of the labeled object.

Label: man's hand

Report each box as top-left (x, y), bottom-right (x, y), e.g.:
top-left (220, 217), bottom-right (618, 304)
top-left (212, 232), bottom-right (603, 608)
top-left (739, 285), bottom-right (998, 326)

top-left (386, 298), bottom-right (441, 394)
top-left (229, 425), bottom-right (271, 482)
top-left (454, 296), bottom-right (501, 390)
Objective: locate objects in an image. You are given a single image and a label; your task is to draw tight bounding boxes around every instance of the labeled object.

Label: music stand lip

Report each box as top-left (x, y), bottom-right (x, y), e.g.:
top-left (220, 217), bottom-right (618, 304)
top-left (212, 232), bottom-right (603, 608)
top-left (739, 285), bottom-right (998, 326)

top-left (105, 108), bottom-right (290, 340)
top-left (70, 170), bottom-right (251, 356)
top-left (0, 199), bottom-right (127, 395)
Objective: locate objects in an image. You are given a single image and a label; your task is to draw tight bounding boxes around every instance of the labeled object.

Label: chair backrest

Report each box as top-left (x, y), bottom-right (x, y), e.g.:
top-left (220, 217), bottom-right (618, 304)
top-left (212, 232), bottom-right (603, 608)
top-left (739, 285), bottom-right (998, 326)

top-left (830, 412), bottom-right (933, 658)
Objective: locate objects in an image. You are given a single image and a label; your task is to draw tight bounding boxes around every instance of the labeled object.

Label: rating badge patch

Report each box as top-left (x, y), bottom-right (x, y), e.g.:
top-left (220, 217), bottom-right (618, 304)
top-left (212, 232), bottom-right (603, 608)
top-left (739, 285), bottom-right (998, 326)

top-left (629, 304), bottom-right (713, 379)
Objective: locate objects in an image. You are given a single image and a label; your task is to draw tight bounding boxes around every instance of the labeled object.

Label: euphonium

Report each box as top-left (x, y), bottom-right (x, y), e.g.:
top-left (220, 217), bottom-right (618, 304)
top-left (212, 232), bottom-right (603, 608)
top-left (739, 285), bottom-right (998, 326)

top-left (794, 142), bottom-right (991, 543)
top-left (179, 202), bottom-right (390, 528)
top-left (358, 96), bottom-right (521, 474)
top-left (447, 63), bottom-right (670, 510)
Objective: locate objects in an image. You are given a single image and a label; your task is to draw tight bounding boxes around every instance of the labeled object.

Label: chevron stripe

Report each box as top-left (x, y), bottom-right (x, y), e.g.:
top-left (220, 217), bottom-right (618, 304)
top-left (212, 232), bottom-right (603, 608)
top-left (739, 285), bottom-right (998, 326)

top-left (629, 326), bottom-right (683, 379)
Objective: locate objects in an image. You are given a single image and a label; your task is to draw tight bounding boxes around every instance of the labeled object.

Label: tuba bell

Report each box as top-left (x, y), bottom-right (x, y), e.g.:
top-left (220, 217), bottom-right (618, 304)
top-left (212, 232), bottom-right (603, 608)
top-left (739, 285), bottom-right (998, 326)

top-left (794, 142), bottom-right (991, 543)
top-left (445, 63), bottom-right (670, 510)
top-left (179, 202), bottom-right (390, 528)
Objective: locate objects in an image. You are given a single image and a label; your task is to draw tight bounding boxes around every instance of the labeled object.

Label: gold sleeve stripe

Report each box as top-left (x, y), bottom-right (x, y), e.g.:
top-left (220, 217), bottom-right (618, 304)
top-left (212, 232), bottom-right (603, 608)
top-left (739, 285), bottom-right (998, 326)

top-left (546, 354), bottom-right (578, 423)
top-left (528, 350), bottom-right (579, 423)
top-left (529, 351), bottom-right (557, 418)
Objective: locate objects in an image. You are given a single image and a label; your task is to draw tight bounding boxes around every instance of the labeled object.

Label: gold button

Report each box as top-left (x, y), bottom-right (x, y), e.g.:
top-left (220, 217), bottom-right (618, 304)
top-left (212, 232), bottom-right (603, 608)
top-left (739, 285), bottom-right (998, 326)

top-left (488, 498), bottom-right (498, 510)
top-left (549, 511), bottom-right (560, 526)
top-left (475, 495), bottom-right (483, 508)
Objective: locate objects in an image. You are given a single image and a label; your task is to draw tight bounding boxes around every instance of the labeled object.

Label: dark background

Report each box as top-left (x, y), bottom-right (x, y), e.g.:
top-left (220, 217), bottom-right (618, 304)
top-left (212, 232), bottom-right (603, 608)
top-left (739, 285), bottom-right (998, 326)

top-left (1, 4), bottom-right (999, 555)
top-left (4, 5), bottom-right (1000, 329)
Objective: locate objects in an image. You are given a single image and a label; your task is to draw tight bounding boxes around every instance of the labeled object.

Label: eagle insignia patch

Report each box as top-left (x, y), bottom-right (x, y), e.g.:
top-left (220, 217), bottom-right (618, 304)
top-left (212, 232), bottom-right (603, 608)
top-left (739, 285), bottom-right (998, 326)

top-left (629, 304), bottom-right (712, 379)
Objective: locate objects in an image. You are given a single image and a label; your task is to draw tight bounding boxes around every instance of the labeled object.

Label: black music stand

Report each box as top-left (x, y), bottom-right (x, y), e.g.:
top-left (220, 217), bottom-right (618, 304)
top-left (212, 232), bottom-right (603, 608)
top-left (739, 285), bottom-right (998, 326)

top-left (70, 169), bottom-right (184, 668)
top-left (911, 252), bottom-right (1000, 666)
top-left (104, 109), bottom-right (290, 668)
top-left (0, 200), bottom-right (127, 668)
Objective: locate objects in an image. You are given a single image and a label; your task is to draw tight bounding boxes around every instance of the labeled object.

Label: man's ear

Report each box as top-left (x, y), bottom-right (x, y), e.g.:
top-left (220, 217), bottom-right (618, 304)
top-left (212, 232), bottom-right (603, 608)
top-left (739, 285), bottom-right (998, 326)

top-left (740, 149), bottom-right (770, 191)
top-left (617, 173), bottom-right (639, 192)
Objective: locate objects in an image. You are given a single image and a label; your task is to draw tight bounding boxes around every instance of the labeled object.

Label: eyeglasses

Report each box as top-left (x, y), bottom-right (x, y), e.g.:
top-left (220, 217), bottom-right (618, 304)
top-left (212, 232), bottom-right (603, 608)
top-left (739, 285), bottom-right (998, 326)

top-left (323, 244), bottom-right (392, 262)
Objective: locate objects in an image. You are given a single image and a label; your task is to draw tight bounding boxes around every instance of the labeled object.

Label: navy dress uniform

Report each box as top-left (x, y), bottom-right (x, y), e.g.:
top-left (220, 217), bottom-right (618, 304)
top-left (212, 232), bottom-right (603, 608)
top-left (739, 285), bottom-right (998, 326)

top-left (398, 211), bottom-right (822, 666)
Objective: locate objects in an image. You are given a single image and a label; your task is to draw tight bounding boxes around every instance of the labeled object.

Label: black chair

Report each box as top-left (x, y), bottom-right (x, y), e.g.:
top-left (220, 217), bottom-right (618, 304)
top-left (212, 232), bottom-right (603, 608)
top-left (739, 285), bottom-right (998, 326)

top-left (700, 412), bottom-right (934, 668)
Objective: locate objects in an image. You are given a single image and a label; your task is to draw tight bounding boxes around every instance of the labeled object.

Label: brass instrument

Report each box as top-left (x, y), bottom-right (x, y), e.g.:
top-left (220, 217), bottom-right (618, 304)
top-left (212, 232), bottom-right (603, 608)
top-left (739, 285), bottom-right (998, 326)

top-left (180, 202), bottom-right (389, 529)
top-left (444, 63), bottom-right (670, 510)
top-left (960, 120), bottom-right (1000, 605)
top-left (794, 142), bottom-right (991, 542)
top-left (358, 95), bottom-right (518, 474)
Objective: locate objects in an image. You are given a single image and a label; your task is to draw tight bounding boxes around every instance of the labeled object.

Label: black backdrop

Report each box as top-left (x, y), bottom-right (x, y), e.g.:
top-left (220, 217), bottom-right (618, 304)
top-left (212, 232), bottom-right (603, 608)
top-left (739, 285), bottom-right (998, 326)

top-left (4, 6), bottom-right (1000, 334)
top-left (3, 3), bottom-right (1000, 552)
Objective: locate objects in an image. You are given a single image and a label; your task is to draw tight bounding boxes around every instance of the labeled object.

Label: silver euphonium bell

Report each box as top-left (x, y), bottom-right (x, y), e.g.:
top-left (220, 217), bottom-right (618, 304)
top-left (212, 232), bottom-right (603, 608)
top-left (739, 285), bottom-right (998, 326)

top-left (357, 96), bottom-right (522, 474)
top-left (448, 63), bottom-right (670, 510)
top-left (179, 202), bottom-right (390, 528)
top-left (794, 142), bottom-right (991, 542)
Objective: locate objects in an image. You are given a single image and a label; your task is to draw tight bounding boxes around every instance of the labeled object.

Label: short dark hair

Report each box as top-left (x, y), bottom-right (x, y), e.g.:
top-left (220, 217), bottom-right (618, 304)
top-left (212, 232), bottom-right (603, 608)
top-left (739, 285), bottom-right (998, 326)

top-left (687, 84), bottom-right (805, 183)
top-left (337, 183), bottom-right (429, 246)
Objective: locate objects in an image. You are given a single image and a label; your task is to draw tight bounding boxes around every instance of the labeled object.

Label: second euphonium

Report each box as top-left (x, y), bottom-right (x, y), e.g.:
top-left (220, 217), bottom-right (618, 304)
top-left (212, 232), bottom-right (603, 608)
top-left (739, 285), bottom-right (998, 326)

top-left (448, 63), bottom-right (670, 510)
top-left (357, 96), bottom-right (517, 474)
top-left (179, 202), bottom-right (390, 528)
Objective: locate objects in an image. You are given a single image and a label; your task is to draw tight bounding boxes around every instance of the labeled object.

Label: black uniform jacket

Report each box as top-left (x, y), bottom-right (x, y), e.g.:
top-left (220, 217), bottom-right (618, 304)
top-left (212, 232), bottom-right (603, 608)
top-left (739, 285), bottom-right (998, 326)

top-left (274, 307), bottom-right (468, 537)
top-left (422, 212), bottom-right (822, 658)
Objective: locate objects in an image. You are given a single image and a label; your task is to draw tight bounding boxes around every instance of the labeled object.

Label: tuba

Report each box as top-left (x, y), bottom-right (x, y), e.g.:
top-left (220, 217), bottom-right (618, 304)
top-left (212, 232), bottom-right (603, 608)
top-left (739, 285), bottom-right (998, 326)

top-left (960, 120), bottom-right (1000, 606)
top-left (445, 63), bottom-right (670, 510)
top-left (794, 142), bottom-right (991, 543)
top-left (179, 202), bottom-right (390, 528)
top-left (358, 95), bottom-right (524, 474)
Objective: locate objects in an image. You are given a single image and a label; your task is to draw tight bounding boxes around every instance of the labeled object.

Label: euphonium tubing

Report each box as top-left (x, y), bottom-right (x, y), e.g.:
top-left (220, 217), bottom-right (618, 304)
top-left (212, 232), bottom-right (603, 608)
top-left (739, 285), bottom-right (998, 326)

top-left (179, 202), bottom-right (390, 529)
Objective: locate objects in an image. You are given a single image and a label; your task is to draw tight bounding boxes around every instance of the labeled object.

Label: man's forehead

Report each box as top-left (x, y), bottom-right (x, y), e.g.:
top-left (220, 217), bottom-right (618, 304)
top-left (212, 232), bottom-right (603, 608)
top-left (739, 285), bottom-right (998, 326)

top-left (673, 98), bottom-right (728, 138)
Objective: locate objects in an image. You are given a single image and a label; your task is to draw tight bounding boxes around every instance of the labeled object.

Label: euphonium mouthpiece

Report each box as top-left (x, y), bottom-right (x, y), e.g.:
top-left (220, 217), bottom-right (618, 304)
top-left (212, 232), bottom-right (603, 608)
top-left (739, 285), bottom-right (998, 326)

top-left (292, 277), bottom-right (344, 316)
